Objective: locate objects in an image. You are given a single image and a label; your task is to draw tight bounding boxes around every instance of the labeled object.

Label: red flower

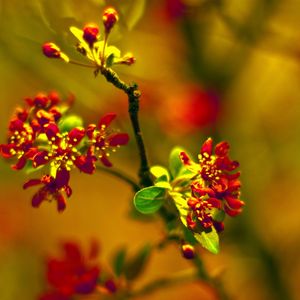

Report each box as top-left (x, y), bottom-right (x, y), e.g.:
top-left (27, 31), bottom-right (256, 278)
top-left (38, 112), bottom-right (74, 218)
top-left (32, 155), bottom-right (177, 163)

top-left (23, 169), bottom-right (71, 212)
top-left (187, 196), bottom-right (222, 230)
top-left (86, 113), bottom-right (129, 167)
top-left (0, 117), bottom-right (36, 170)
top-left (180, 138), bottom-right (244, 230)
top-left (39, 242), bottom-right (100, 299)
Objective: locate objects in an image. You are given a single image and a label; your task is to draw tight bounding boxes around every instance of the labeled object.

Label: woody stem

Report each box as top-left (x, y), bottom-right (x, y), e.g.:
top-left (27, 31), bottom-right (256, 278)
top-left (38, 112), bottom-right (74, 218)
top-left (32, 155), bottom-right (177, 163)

top-left (100, 67), bottom-right (153, 187)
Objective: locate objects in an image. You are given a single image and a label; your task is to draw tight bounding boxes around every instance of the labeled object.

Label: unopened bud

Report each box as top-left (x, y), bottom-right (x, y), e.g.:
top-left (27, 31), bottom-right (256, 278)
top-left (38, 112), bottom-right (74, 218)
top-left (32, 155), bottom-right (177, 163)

top-left (83, 24), bottom-right (99, 46)
top-left (42, 42), bottom-right (61, 58)
top-left (181, 244), bottom-right (195, 259)
top-left (103, 7), bottom-right (118, 33)
top-left (120, 53), bottom-right (136, 65)
top-left (42, 42), bottom-right (69, 62)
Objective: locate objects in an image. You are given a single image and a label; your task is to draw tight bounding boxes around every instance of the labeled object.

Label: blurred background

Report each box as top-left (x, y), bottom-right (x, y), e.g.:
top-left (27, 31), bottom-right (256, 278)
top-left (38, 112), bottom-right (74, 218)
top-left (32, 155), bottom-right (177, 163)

top-left (0, 0), bottom-right (300, 299)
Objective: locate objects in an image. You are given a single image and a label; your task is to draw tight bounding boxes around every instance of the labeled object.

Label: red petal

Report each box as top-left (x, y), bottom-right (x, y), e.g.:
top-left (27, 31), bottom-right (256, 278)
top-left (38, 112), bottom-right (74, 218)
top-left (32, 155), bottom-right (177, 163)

top-left (0, 144), bottom-right (14, 158)
top-left (55, 168), bottom-right (70, 189)
top-left (207, 197), bottom-right (222, 209)
top-left (180, 151), bottom-right (192, 165)
top-left (108, 133), bottom-right (129, 146)
top-left (65, 185), bottom-right (72, 198)
top-left (23, 178), bottom-right (42, 189)
top-left (32, 189), bottom-right (47, 208)
top-left (100, 154), bottom-right (113, 167)
top-left (225, 196), bottom-right (245, 209)
top-left (12, 155), bottom-right (27, 170)
top-left (200, 137), bottom-right (213, 155)
top-left (45, 123), bottom-right (60, 141)
top-left (74, 155), bottom-right (96, 174)
top-left (215, 141), bottom-right (230, 157)
top-left (56, 193), bottom-right (67, 212)
top-left (213, 221), bottom-right (224, 232)
top-left (98, 113), bottom-right (116, 128)
top-left (86, 124), bottom-right (96, 139)
top-left (33, 151), bottom-right (49, 167)
top-left (68, 128), bottom-right (85, 145)
top-left (224, 205), bottom-right (242, 217)
top-left (25, 147), bottom-right (39, 159)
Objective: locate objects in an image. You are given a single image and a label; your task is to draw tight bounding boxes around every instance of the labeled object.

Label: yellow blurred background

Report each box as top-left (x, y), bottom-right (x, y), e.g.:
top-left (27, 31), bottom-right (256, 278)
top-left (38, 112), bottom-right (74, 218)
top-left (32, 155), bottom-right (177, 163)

top-left (0, 0), bottom-right (300, 299)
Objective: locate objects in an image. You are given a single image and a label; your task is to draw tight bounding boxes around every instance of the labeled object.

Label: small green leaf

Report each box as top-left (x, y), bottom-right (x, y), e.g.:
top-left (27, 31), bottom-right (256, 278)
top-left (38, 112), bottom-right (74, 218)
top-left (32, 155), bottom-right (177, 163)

top-left (105, 45), bottom-right (121, 60)
top-left (112, 247), bottom-right (127, 277)
top-left (70, 26), bottom-right (86, 45)
top-left (59, 115), bottom-right (83, 132)
top-left (194, 228), bottom-right (220, 254)
top-left (169, 146), bottom-right (188, 178)
top-left (105, 53), bottom-right (115, 68)
top-left (154, 181), bottom-right (171, 189)
top-left (150, 165), bottom-right (170, 181)
top-left (169, 192), bottom-right (189, 227)
top-left (134, 186), bottom-right (166, 214)
top-left (124, 244), bottom-right (152, 280)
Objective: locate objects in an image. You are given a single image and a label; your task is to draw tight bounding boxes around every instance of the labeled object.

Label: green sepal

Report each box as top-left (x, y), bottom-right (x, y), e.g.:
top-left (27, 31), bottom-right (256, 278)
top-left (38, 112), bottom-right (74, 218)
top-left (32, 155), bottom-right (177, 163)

top-left (58, 115), bottom-right (83, 133)
top-left (211, 208), bottom-right (225, 222)
top-left (112, 247), bottom-right (127, 277)
top-left (194, 228), bottom-right (220, 254)
top-left (123, 244), bottom-right (152, 281)
top-left (150, 165), bottom-right (170, 182)
top-left (24, 161), bottom-right (45, 175)
top-left (133, 186), bottom-right (166, 214)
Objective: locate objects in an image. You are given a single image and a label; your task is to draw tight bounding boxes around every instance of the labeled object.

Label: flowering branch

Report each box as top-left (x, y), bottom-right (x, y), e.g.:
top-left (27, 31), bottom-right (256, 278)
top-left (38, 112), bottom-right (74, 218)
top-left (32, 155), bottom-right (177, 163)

top-left (100, 67), bottom-right (153, 187)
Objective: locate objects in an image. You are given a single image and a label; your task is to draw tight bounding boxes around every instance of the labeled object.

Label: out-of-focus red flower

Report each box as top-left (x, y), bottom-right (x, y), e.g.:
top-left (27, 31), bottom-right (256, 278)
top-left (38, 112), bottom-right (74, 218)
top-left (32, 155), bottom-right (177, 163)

top-left (164, 0), bottom-right (187, 20)
top-left (39, 242), bottom-right (100, 299)
top-left (160, 85), bottom-right (220, 135)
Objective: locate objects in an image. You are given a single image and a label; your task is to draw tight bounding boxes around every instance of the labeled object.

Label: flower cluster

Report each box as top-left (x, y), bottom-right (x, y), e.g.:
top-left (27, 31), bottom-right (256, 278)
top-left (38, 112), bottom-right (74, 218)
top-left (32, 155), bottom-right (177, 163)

top-left (180, 138), bottom-right (244, 233)
top-left (0, 92), bottom-right (129, 211)
top-left (42, 7), bottom-right (135, 73)
top-left (39, 241), bottom-right (117, 300)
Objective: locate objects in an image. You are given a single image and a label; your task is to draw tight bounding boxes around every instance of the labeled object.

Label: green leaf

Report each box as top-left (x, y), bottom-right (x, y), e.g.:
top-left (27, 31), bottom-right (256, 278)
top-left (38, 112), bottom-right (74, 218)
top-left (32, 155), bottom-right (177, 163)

top-left (112, 247), bottom-right (127, 277)
top-left (150, 165), bottom-right (170, 181)
top-left (70, 26), bottom-right (86, 45)
top-left (134, 186), bottom-right (166, 214)
top-left (194, 228), bottom-right (220, 254)
top-left (169, 146), bottom-right (187, 178)
top-left (59, 115), bottom-right (83, 132)
top-left (169, 192), bottom-right (189, 227)
top-left (124, 244), bottom-right (152, 280)
top-left (154, 181), bottom-right (171, 189)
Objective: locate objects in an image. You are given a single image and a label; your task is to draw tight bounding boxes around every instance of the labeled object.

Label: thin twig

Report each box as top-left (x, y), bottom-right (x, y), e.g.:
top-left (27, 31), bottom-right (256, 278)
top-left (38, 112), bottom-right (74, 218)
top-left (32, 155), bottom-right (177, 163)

top-left (96, 166), bottom-right (140, 191)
